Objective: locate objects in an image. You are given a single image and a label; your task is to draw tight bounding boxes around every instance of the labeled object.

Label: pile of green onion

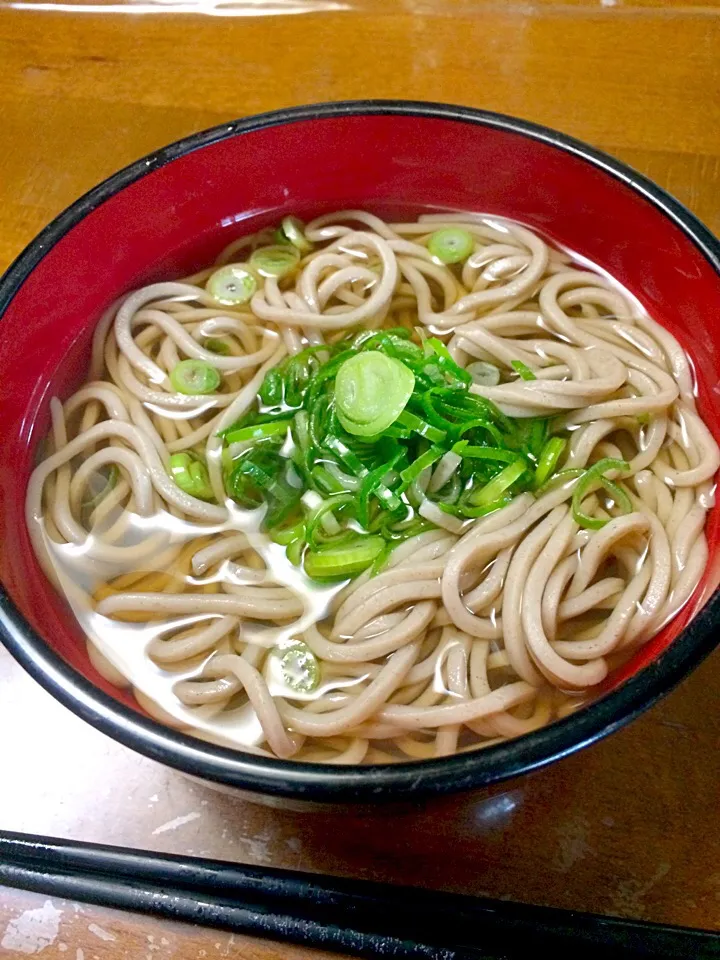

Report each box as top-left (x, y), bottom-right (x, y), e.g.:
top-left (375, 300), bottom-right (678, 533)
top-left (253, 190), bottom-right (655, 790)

top-left (212, 326), bottom-right (601, 582)
top-left (163, 220), bottom-right (634, 583)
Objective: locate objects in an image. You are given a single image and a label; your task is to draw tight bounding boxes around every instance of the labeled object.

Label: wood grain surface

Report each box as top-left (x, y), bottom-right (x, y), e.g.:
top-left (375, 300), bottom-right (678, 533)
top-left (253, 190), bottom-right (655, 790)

top-left (0, 0), bottom-right (719, 956)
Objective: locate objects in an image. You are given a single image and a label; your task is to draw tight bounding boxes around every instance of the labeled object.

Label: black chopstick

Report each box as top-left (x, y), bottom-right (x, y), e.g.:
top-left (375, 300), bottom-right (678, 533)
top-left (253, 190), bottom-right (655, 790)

top-left (0, 830), bottom-right (717, 960)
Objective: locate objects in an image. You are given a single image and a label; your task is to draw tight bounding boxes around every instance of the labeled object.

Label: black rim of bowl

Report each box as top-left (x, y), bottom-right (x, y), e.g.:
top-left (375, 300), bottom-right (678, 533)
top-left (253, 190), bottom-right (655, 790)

top-left (1, 100), bottom-right (719, 804)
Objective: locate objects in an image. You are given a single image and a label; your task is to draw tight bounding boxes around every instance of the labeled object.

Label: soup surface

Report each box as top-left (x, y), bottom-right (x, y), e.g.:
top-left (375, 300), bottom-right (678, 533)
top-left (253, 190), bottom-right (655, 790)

top-left (26, 209), bottom-right (720, 764)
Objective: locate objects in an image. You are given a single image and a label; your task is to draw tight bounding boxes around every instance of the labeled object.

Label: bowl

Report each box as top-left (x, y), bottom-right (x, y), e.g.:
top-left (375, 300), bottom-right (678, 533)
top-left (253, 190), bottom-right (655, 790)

top-left (1, 100), bottom-right (719, 807)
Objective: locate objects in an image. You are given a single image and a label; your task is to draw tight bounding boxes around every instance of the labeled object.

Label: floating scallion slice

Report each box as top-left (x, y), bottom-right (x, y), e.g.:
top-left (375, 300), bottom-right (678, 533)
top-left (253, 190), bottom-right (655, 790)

top-left (170, 359), bottom-right (221, 395)
top-left (270, 521), bottom-right (306, 546)
top-left (469, 458), bottom-right (528, 507)
top-left (335, 352), bottom-right (415, 437)
top-left (423, 337), bottom-right (471, 385)
top-left (396, 410), bottom-right (447, 444)
top-left (572, 458), bottom-right (631, 529)
top-left (303, 535), bottom-right (385, 580)
top-left (82, 465), bottom-right (118, 514)
top-left (206, 264), bottom-right (257, 305)
top-left (511, 360), bottom-right (537, 381)
top-left (467, 361), bottom-right (501, 386)
top-left (276, 641), bottom-right (320, 694)
top-left (428, 227), bottom-right (474, 264)
top-left (223, 420), bottom-right (292, 445)
top-left (399, 446), bottom-right (445, 486)
top-left (534, 437), bottom-right (567, 488)
top-left (202, 337), bottom-right (231, 356)
top-left (169, 453), bottom-right (215, 501)
top-left (286, 538), bottom-right (305, 566)
top-left (250, 244), bottom-right (301, 278)
top-left (277, 216), bottom-right (313, 254)
top-left (305, 493), bottom-right (356, 549)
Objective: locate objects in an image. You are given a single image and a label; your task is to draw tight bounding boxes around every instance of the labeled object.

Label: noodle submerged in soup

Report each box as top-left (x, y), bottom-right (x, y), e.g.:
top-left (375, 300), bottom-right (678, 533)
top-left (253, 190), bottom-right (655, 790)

top-left (26, 210), bottom-right (720, 764)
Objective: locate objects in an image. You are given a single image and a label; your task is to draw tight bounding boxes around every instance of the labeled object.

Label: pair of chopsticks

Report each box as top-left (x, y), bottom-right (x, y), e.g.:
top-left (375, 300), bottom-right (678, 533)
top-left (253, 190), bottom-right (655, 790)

top-left (0, 830), bottom-right (717, 959)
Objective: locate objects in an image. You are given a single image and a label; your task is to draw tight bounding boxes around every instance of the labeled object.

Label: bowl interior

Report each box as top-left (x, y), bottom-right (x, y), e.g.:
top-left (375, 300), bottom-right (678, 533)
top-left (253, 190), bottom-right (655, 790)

top-left (1, 109), bottom-right (720, 723)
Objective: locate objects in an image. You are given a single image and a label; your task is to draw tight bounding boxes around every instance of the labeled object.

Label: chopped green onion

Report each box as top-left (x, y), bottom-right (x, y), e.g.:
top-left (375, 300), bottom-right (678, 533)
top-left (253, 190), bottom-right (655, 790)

top-left (467, 361), bottom-right (501, 386)
top-left (310, 465), bottom-right (344, 495)
top-left (536, 467), bottom-right (585, 495)
top-left (441, 493), bottom-right (513, 519)
top-left (370, 543), bottom-right (393, 576)
top-left (509, 416), bottom-right (547, 461)
top-left (228, 456), bottom-right (274, 507)
top-left (249, 244), bottom-right (300, 278)
top-left (224, 420), bottom-right (292, 445)
top-left (206, 264), bottom-right (257, 305)
top-left (286, 538), bottom-right (305, 566)
top-left (277, 216), bottom-right (313, 254)
top-left (170, 359), bottom-right (221, 395)
top-left (324, 435), bottom-right (369, 478)
top-left (396, 410), bottom-right (447, 443)
top-left (304, 536), bottom-right (385, 581)
top-left (420, 386), bottom-right (511, 440)
top-left (169, 453), bottom-right (215, 501)
top-left (423, 338), bottom-right (471, 385)
top-left (305, 494), bottom-right (356, 549)
top-left (602, 479), bottom-right (633, 512)
top-left (534, 437), bottom-right (567, 488)
top-left (227, 449), bottom-right (302, 528)
top-left (453, 418), bottom-right (504, 447)
top-left (335, 352), bottom-right (415, 437)
top-left (82, 465), bottom-right (118, 514)
top-left (572, 458), bottom-right (631, 530)
top-left (428, 228), bottom-right (474, 265)
top-left (216, 307), bottom-right (587, 580)
top-left (376, 515), bottom-right (432, 543)
top-left (277, 641), bottom-right (320, 693)
top-left (399, 446), bottom-right (444, 485)
top-left (528, 418), bottom-right (547, 456)
top-left (511, 360), bottom-right (537, 381)
top-left (452, 441), bottom-right (519, 463)
top-left (469, 458), bottom-right (528, 507)
top-left (271, 521), bottom-right (305, 546)
top-left (259, 369), bottom-right (284, 406)
top-left (358, 452), bottom-right (404, 527)
top-left (202, 337), bottom-right (231, 356)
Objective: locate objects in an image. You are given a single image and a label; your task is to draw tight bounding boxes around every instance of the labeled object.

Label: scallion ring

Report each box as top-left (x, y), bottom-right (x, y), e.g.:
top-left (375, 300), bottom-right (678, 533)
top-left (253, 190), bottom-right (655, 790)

top-left (277, 216), bottom-right (312, 254)
top-left (511, 360), bottom-right (537, 381)
top-left (250, 244), bottom-right (301, 278)
top-left (223, 420), bottom-right (292, 445)
top-left (276, 641), bottom-right (320, 694)
top-left (202, 337), bottom-right (231, 356)
top-left (335, 352), bottom-right (415, 437)
top-left (427, 228), bottom-right (474, 265)
top-left (399, 446), bottom-right (444, 486)
top-left (169, 453), bottom-right (215, 501)
top-left (206, 264), bottom-right (257, 305)
top-left (286, 538), bottom-right (305, 566)
top-left (467, 361), bottom-right (501, 386)
top-left (534, 437), bottom-right (567, 488)
top-left (170, 359), bottom-right (221, 396)
top-left (303, 535), bottom-right (385, 581)
top-left (396, 410), bottom-right (447, 444)
top-left (572, 458), bottom-right (631, 530)
top-left (468, 459), bottom-right (528, 507)
top-left (82, 465), bottom-right (118, 514)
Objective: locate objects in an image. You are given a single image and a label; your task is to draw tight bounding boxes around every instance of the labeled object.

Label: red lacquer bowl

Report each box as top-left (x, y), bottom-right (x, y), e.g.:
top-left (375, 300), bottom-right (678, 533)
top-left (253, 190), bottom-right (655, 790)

top-left (1, 102), bottom-right (719, 805)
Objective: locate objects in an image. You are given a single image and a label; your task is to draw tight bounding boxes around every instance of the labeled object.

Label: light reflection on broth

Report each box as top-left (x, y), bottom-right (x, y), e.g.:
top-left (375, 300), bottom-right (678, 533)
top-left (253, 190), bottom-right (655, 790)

top-left (26, 209), bottom-right (719, 765)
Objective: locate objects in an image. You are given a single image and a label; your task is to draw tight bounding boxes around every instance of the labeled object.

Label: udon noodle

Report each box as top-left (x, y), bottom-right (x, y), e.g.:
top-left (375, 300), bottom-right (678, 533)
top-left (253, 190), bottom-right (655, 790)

top-left (26, 210), bottom-right (720, 764)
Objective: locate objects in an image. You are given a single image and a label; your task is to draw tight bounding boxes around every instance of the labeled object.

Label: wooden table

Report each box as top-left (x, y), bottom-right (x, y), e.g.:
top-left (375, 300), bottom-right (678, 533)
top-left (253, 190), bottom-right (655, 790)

top-left (1, 1), bottom-right (719, 956)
